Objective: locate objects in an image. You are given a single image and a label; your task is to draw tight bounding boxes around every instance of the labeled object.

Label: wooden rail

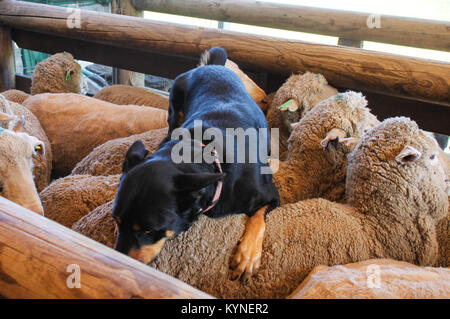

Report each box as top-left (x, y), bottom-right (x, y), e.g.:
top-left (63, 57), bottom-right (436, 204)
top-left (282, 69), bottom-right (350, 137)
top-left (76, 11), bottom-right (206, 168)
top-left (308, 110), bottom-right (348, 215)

top-left (0, 196), bottom-right (212, 299)
top-left (131, 0), bottom-right (450, 52)
top-left (0, 1), bottom-right (449, 104)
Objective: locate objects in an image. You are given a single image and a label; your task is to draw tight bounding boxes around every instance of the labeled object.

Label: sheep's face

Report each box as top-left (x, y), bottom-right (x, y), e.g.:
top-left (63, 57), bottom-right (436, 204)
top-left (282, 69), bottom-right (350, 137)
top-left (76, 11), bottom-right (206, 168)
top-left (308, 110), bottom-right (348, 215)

top-left (274, 73), bottom-right (338, 133)
top-left (347, 117), bottom-right (448, 222)
top-left (113, 141), bottom-right (223, 264)
top-left (32, 52), bottom-right (82, 94)
top-left (0, 127), bottom-right (44, 215)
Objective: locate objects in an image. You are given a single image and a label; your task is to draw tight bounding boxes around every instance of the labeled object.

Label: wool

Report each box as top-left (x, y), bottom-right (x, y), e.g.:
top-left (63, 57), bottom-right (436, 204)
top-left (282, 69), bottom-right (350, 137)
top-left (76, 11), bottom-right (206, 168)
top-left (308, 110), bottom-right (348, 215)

top-left (23, 93), bottom-right (168, 177)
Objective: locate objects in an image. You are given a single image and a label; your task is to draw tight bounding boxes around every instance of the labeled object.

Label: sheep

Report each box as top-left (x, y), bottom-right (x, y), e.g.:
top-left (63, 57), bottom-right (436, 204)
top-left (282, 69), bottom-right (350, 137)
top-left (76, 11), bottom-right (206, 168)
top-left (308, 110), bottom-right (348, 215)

top-left (40, 174), bottom-right (120, 228)
top-left (267, 72), bottom-right (338, 159)
top-left (0, 95), bottom-right (52, 192)
top-left (22, 93), bottom-right (168, 177)
top-left (73, 117), bottom-right (448, 298)
top-left (72, 200), bottom-right (117, 248)
top-left (288, 259), bottom-right (450, 299)
top-left (31, 52), bottom-right (82, 95)
top-left (94, 85), bottom-right (169, 111)
top-left (0, 89), bottom-right (30, 104)
top-left (0, 113), bottom-right (45, 215)
top-left (273, 91), bottom-right (378, 204)
top-left (71, 127), bottom-right (168, 176)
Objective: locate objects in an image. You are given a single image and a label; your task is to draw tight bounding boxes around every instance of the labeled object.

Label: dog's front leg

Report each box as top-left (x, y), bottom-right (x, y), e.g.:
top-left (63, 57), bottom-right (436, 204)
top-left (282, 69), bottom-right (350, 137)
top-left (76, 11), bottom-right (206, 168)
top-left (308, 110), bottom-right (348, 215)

top-left (230, 205), bottom-right (268, 282)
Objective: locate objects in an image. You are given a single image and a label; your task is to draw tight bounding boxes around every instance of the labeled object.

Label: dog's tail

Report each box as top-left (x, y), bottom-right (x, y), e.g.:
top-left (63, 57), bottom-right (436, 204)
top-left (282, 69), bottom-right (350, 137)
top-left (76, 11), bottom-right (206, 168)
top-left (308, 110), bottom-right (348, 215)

top-left (198, 47), bottom-right (228, 66)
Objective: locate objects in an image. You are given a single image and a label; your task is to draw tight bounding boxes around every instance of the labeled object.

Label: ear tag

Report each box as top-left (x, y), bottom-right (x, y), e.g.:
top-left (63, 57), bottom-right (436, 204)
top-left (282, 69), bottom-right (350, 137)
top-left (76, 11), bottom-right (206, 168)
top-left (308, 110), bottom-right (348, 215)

top-left (65, 71), bottom-right (71, 82)
top-left (336, 93), bottom-right (344, 101)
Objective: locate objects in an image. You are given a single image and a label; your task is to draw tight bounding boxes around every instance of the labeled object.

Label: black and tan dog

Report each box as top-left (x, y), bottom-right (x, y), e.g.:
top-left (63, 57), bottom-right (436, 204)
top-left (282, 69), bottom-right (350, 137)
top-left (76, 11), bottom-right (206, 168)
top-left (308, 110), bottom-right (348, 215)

top-left (113, 47), bottom-right (280, 281)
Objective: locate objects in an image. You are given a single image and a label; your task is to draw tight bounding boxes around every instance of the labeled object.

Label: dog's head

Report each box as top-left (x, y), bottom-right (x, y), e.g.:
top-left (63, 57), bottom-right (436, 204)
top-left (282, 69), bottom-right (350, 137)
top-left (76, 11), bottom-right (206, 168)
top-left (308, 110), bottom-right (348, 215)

top-left (113, 140), bottom-right (223, 264)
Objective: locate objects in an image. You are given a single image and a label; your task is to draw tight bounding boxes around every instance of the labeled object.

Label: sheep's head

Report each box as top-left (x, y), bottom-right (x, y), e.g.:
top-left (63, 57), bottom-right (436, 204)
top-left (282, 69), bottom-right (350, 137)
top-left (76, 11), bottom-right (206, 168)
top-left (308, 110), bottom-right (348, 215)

top-left (347, 117), bottom-right (448, 223)
top-left (0, 113), bottom-right (45, 215)
top-left (31, 52), bottom-right (82, 95)
top-left (287, 91), bottom-right (373, 157)
top-left (273, 72), bottom-right (338, 132)
top-left (225, 59), bottom-right (268, 112)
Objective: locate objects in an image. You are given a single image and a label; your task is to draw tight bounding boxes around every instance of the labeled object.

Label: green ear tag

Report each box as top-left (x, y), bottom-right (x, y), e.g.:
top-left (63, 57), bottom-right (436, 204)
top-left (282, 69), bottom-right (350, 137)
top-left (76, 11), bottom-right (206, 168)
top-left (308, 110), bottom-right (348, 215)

top-left (65, 71), bottom-right (71, 82)
top-left (279, 100), bottom-right (293, 110)
top-left (336, 93), bottom-right (344, 101)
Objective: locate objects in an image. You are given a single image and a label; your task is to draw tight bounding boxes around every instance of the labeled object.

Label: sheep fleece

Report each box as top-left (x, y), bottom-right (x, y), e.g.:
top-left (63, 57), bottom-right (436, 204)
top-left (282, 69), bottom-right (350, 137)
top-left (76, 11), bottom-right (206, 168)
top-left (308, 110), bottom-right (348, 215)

top-left (94, 85), bottom-right (169, 111)
top-left (41, 174), bottom-right (120, 228)
top-left (23, 93), bottom-right (168, 176)
top-left (1, 89), bottom-right (30, 104)
top-left (72, 128), bottom-right (168, 176)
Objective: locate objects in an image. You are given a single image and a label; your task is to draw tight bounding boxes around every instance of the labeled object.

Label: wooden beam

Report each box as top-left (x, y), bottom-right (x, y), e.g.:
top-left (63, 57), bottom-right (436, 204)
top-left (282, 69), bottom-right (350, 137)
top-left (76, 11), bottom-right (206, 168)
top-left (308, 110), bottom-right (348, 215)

top-left (13, 29), bottom-right (450, 135)
top-left (12, 29), bottom-right (197, 79)
top-left (0, 26), bottom-right (14, 91)
top-left (131, 0), bottom-right (450, 52)
top-left (0, 196), bottom-right (212, 299)
top-left (1, 2), bottom-right (449, 103)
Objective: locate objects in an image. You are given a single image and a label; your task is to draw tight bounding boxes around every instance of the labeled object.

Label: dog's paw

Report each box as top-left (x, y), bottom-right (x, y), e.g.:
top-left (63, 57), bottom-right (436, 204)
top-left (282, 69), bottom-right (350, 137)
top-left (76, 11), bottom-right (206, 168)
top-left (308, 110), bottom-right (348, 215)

top-left (229, 236), bottom-right (262, 283)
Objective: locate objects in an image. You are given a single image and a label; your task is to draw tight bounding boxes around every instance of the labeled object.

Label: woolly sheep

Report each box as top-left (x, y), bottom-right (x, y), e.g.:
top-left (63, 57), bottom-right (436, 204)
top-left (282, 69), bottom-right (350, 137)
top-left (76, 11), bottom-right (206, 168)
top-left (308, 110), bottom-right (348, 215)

top-left (0, 95), bottom-right (52, 191)
top-left (288, 259), bottom-right (450, 299)
top-left (94, 85), bottom-right (169, 111)
top-left (74, 117), bottom-right (448, 298)
top-left (273, 91), bottom-right (378, 204)
top-left (267, 72), bottom-right (338, 158)
top-left (31, 52), bottom-right (82, 95)
top-left (0, 89), bottom-right (30, 104)
top-left (0, 114), bottom-right (45, 215)
top-left (40, 174), bottom-right (120, 228)
top-left (22, 93), bottom-right (168, 176)
top-left (71, 128), bottom-right (167, 176)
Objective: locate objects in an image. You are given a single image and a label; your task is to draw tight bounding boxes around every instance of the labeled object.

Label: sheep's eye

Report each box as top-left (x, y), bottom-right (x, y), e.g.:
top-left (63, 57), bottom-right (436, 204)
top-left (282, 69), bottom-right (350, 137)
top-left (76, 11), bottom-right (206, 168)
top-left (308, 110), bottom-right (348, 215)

top-left (0, 183), bottom-right (3, 193)
top-left (430, 154), bottom-right (436, 160)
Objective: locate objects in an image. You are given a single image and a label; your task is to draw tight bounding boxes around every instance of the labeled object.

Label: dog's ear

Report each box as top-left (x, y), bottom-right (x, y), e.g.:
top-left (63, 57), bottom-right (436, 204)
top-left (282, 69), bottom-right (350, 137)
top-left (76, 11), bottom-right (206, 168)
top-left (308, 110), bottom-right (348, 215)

top-left (122, 140), bottom-right (149, 173)
top-left (175, 172), bottom-right (224, 192)
top-left (199, 47), bottom-right (228, 66)
top-left (168, 72), bottom-right (189, 133)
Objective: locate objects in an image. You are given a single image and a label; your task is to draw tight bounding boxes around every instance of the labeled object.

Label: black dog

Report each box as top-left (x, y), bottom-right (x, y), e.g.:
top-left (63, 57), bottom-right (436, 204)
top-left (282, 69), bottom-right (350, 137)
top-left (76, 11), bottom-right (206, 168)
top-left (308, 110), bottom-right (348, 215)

top-left (113, 47), bottom-right (280, 281)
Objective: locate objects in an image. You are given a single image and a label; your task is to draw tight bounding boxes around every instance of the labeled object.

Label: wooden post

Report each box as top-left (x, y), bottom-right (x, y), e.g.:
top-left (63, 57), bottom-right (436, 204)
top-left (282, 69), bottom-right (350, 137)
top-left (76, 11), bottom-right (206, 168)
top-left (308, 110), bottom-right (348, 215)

top-left (112, 0), bottom-right (145, 87)
top-left (0, 196), bottom-right (212, 299)
top-left (338, 38), bottom-right (363, 48)
top-left (0, 26), bottom-right (15, 91)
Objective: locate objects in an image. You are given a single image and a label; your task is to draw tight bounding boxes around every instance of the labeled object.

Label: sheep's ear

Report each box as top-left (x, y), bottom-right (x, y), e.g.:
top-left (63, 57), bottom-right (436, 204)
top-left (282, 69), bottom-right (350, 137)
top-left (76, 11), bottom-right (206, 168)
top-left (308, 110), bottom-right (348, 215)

top-left (175, 172), bottom-right (225, 193)
top-left (339, 137), bottom-right (360, 152)
top-left (12, 115), bottom-right (26, 132)
top-left (395, 145), bottom-right (421, 163)
top-left (0, 111), bottom-right (15, 122)
top-left (122, 140), bottom-right (149, 173)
